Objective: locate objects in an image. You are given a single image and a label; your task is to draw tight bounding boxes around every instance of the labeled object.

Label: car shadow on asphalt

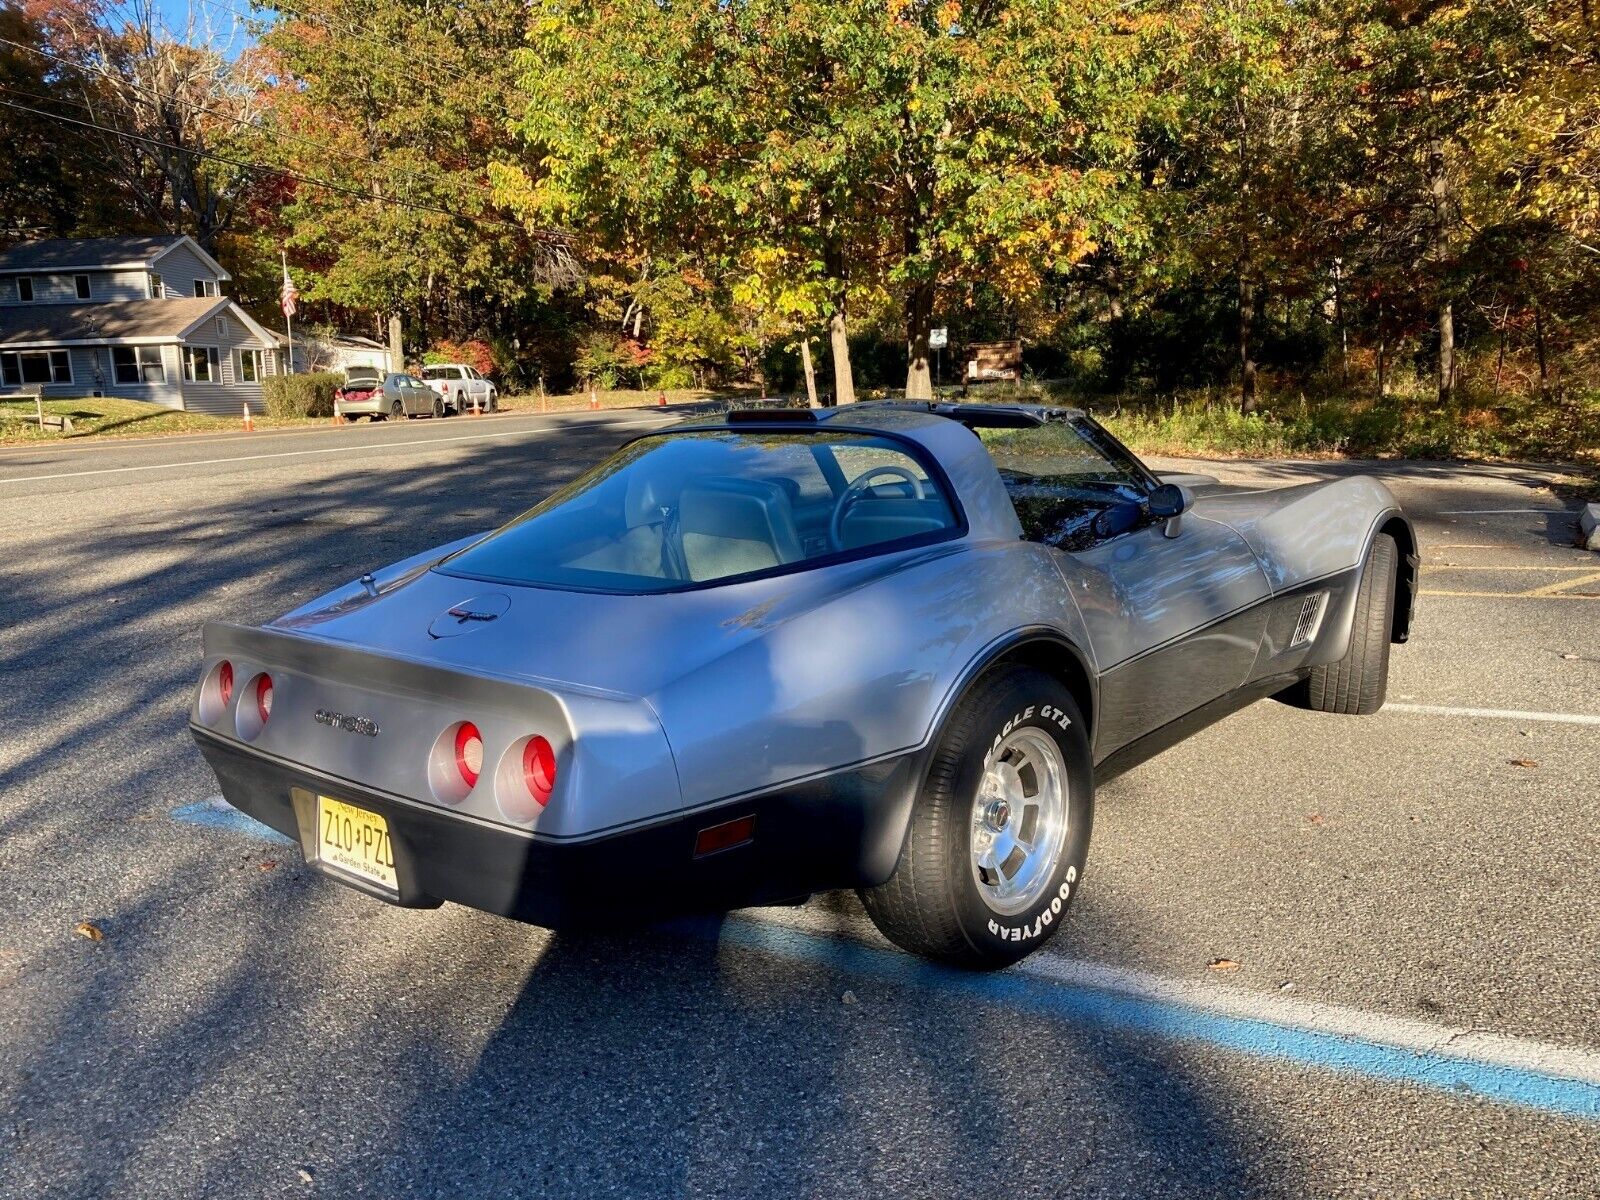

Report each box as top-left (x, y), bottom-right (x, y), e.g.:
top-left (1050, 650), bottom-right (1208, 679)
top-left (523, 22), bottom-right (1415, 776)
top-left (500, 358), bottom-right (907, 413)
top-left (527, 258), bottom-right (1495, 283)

top-left (299, 900), bottom-right (1304, 1199)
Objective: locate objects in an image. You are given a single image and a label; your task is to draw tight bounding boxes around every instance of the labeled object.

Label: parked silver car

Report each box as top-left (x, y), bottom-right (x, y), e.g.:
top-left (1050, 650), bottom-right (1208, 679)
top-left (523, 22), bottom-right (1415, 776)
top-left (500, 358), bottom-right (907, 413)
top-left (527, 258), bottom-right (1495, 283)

top-left (335, 370), bottom-right (444, 421)
top-left (190, 402), bottom-right (1416, 968)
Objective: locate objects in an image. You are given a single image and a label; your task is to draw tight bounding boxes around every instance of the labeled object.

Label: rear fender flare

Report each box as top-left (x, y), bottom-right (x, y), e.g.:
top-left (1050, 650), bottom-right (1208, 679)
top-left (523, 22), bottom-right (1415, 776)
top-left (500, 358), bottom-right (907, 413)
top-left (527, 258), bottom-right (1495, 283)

top-left (857, 628), bottom-right (1097, 886)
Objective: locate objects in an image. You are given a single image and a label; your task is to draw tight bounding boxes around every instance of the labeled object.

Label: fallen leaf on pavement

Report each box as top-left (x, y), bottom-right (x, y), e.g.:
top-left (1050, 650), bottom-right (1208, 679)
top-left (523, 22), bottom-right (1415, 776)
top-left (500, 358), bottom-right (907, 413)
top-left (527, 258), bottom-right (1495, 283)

top-left (1560, 653), bottom-right (1580, 661)
top-left (260, 860), bottom-right (279, 871)
top-left (72, 922), bottom-right (103, 942)
top-left (841, 990), bottom-right (858, 1005)
top-left (1306, 813), bottom-right (1326, 826)
top-left (1208, 958), bottom-right (1240, 972)
top-left (1509, 758), bottom-right (1538, 769)
top-left (296, 1168), bottom-right (315, 1184)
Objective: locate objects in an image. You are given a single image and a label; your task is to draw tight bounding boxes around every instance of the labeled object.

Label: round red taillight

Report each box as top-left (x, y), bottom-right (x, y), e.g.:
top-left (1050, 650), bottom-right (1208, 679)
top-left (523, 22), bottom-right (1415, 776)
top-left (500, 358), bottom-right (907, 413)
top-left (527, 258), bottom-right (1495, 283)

top-left (454, 722), bottom-right (483, 789)
top-left (255, 674), bottom-right (274, 725)
top-left (218, 660), bottom-right (234, 707)
top-left (522, 736), bottom-right (556, 807)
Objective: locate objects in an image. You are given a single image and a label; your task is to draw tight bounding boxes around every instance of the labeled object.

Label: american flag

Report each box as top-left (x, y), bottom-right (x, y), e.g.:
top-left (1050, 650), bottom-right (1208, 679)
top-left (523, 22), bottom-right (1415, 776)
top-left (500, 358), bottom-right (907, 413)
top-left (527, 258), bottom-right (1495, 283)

top-left (280, 262), bottom-right (299, 318)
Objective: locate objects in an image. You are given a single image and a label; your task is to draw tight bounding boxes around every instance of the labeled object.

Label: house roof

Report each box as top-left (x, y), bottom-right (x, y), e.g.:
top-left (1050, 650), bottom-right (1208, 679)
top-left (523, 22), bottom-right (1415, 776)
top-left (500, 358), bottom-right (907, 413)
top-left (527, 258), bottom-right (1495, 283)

top-left (0, 298), bottom-right (273, 347)
top-left (0, 235), bottom-right (231, 279)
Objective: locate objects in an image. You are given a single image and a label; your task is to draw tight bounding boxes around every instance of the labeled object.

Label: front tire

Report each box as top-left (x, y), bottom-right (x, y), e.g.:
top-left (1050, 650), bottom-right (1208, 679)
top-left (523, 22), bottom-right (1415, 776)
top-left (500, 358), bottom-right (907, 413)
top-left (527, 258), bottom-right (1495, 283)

top-left (1303, 532), bottom-right (1397, 715)
top-left (860, 665), bottom-right (1093, 969)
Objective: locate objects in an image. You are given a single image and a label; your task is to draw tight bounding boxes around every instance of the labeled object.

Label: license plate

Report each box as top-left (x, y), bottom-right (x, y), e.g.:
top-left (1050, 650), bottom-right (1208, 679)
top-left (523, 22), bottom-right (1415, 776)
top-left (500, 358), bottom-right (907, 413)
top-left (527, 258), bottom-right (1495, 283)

top-left (315, 796), bottom-right (397, 890)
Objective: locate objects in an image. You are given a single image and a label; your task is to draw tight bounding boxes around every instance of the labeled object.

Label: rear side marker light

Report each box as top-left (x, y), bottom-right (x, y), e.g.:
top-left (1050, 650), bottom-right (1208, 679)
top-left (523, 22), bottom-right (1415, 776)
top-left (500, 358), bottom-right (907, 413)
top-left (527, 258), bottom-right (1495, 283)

top-left (455, 722), bottom-right (484, 789)
top-left (694, 815), bottom-right (756, 858)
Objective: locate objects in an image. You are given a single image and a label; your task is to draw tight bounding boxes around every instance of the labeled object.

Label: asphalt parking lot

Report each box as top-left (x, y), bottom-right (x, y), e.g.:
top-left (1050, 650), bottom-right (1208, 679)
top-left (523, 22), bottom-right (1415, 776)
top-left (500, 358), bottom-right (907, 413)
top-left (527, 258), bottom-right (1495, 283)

top-left (1, 410), bottom-right (1596, 1198)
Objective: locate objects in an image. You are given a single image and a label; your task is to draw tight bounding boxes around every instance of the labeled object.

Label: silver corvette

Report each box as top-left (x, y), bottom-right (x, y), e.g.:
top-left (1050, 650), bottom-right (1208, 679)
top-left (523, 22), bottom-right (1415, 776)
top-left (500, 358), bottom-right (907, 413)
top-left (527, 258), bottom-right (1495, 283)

top-left (190, 403), bottom-right (1417, 968)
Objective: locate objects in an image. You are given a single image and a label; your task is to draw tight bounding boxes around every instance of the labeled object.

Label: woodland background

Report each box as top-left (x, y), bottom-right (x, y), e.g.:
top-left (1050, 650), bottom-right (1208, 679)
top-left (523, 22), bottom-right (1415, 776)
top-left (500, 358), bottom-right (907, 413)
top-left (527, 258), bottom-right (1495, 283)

top-left (2, 0), bottom-right (1597, 458)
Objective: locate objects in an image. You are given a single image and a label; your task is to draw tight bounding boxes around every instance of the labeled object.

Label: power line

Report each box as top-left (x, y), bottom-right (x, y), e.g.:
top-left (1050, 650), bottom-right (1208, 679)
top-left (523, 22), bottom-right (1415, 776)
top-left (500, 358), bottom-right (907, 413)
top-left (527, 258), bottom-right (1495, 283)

top-left (0, 32), bottom-right (388, 177)
top-left (0, 88), bottom-right (560, 240)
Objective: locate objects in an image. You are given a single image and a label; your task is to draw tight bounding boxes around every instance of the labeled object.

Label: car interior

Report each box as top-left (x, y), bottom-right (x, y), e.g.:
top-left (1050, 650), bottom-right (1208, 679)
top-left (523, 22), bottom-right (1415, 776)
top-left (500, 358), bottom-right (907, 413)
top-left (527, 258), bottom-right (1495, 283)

top-left (446, 433), bottom-right (959, 591)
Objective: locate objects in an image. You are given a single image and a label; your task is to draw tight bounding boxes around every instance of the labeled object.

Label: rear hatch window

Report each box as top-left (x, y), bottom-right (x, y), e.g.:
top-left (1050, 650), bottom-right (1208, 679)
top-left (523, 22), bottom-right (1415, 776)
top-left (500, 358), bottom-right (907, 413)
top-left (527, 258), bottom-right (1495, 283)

top-left (438, 429), bottom-right (961, 593)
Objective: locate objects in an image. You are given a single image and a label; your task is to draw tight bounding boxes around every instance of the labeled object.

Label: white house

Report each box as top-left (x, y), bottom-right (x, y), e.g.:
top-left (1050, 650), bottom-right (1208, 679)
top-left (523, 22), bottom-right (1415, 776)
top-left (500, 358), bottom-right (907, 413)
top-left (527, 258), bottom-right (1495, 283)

top-left (0, 235), bottom-right (284, 414)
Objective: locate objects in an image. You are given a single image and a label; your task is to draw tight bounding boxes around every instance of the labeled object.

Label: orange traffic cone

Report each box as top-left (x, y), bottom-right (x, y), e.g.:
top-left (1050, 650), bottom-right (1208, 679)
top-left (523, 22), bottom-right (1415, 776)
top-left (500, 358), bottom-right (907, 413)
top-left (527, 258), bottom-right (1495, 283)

top-left (658, 391), bottom-right (666, 407)
top-left (472, 394), bottom-right (481, 417)
top-left (242, 402), bottom-right (254, 432)
top-left (589, 386), bottom-right (598, 411)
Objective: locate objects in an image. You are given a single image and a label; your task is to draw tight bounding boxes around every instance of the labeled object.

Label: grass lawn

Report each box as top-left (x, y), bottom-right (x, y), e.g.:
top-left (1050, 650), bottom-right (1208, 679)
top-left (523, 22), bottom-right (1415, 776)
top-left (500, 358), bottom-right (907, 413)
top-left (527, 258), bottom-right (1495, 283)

top-left (958, 380), bottom-right (1600, 468)
top-left (0, 396), bottom-right (319, 444)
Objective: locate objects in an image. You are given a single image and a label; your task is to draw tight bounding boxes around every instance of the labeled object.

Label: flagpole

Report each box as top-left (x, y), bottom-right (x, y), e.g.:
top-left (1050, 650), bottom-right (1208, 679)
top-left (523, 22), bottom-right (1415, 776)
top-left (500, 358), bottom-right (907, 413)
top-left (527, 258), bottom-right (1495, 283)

top-left (281, 248), bottom-right (295, 375)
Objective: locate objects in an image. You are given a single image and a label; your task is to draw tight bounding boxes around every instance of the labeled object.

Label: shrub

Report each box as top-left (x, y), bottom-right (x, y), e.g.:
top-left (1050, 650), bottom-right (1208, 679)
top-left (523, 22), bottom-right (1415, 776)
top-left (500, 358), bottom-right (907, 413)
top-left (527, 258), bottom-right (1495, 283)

top-left (262, 371), bottom-right (341, 418)
top-left (423, 339), bottom-right (496, 377)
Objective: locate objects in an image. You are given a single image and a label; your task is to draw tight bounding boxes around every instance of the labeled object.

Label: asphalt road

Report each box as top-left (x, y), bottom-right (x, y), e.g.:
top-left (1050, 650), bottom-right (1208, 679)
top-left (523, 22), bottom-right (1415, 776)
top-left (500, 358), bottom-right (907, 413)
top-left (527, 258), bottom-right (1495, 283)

top-left (1, 410), bottom-right (1597, 1198)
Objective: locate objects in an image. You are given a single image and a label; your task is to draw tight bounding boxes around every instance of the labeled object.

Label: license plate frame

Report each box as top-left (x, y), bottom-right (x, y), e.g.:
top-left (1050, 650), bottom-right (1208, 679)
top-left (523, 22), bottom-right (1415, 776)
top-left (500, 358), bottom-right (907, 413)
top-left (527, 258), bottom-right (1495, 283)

top-left (311, 794), bottom-right (398, 893)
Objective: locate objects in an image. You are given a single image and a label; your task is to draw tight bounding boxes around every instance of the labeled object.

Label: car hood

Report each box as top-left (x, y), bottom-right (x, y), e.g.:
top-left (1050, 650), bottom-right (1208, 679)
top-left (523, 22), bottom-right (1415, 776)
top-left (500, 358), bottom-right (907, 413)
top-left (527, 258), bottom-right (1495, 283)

top-left (271, 540), bottom-right (967, 700)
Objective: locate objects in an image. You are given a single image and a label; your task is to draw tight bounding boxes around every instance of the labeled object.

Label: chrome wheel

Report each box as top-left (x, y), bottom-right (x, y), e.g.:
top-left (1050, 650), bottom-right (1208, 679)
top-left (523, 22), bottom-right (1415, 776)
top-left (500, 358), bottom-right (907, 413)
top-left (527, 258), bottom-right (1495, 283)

top-left (969, 726), bottom-right (1068, 916)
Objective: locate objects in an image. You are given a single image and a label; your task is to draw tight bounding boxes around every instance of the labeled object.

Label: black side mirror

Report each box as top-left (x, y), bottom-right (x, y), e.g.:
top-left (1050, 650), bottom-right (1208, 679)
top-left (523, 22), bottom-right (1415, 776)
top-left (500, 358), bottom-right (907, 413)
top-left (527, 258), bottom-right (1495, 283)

top-left (1147, 483), bottom-right (1193, 537)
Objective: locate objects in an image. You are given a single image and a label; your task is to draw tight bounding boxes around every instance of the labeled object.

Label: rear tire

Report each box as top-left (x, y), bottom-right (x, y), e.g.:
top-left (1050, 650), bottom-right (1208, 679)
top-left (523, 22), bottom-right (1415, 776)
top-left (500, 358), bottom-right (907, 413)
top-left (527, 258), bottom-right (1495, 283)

top-left (1304, 532), bottom-right (1397, 715)
top-left (432, 396), bottom-right (445, 419)
top-left (860, 665), bottom-right (1093, 969)
top-left (390, 400), bottom-right (404, 421)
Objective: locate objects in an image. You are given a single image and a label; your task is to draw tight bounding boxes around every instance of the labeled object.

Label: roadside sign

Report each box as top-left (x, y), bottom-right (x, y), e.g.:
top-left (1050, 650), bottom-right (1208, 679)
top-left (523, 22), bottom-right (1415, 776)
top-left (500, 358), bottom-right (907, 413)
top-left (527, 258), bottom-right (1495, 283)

top-left (928, 327), bottom-right (949, 350)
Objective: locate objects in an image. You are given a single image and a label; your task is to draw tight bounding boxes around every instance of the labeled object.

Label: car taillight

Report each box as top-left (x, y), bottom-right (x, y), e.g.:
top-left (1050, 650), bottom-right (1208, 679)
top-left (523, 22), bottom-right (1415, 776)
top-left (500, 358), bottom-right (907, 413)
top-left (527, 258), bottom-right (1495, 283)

top-left (522, 736), bottom-right (556, 807)
top-left (455, 722), bottom-right (483, 789)
top-left (218, 660), bottom-right (234, 707)
top-left (255, 674), bottom-right (274, 724)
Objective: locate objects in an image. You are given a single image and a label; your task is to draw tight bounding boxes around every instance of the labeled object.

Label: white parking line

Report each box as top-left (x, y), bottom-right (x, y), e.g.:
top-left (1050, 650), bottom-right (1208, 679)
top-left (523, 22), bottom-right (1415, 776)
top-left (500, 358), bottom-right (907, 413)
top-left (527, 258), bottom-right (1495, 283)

top-left (1437, 508), bottom-right (1575, 515)
top-left (0, 416), bottom-right (674, 485)
top-left (1386, 703), bottom-right (1600, 726)
top-left (737, 905), bottom-right (1600, 1088)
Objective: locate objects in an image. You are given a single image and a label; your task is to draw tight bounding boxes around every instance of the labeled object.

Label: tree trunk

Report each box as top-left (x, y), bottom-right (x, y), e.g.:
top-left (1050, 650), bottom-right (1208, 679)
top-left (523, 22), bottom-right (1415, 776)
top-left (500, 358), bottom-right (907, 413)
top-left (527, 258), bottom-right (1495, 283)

top-left (1532, 303), bottom-right (1549, 397)
top-left (824, 238), bottom-right (856, 405)
top-left (1332, 259), bottom-right (1348, 385)
top-left (1238, 273), bottom-right (1258, 413)
top-left (388, 313), bottom-right (404, 371)
top-left (1376, 335), bottom-right (1387, 400)
top-left (829, 303), bottom-right (856, 405)
top-left (1430, 144), bottom-right (1456, 403)
top-left (1437, 300), bottom-right (1455, 402)
top-left (800, 338), bottom-right (819, 408)
top-left (904, 282), bottom-right (934, 400)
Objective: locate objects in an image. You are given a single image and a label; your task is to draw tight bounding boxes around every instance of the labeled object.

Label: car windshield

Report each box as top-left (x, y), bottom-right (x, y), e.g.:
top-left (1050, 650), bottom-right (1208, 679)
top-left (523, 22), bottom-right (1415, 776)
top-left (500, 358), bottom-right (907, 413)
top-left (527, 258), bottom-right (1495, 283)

top-left (981, 413), bottom-right (1157, 551)
top-left (439, 429), bottom-right (960, 593)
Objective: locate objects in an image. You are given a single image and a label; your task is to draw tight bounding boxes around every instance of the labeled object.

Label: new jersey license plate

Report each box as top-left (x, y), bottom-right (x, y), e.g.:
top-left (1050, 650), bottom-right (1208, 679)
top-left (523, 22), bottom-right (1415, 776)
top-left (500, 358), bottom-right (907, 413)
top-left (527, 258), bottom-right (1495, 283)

top-left (315, 796), bottom-right (397, 891)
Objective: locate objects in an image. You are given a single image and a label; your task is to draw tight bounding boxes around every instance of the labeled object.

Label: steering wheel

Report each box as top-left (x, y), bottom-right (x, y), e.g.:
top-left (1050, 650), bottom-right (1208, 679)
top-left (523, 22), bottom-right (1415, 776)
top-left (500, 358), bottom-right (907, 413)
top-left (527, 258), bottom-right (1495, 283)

top-left (829, 464), bottom-right (927, 550)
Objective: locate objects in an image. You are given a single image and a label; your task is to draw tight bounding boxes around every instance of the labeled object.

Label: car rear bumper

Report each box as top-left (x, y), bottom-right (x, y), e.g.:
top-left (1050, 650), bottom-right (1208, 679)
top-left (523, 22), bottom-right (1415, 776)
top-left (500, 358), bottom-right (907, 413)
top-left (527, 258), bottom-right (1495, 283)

top-left (334, 397), bottom-right (384, 414)
top-left (191, 725), bottom-right (922, 927)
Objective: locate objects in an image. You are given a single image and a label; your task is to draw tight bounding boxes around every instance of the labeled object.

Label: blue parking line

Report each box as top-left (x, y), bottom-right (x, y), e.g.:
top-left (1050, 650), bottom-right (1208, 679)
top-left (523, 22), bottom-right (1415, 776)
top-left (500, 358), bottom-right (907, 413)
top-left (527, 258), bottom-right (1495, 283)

top-left (697, 920), bottom-right (1600, 1123)
top-left (170, 797), bottom-right (294, 844)
top-left (171, 801), bottom-right (1600, 1122)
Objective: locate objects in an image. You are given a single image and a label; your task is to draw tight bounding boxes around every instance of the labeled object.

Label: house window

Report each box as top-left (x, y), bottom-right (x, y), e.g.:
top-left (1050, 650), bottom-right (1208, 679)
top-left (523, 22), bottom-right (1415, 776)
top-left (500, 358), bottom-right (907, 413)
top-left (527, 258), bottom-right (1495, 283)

top-left (148, 272), bottom-right (163, 299)
top-left (16, 276), bottom-right (33, 302)
top-left (183, 345), bottom-right (220, 382)
top-left (237, 349), bottom-right (262, 383)
top-left (1, 349), bottom-right (72, 385)
top-left (112, 346), bottom-right (166, 384)
top-left (75, 274), bottom-right (91, 300)
top-left (215, 315), bottom-right (228, 337)
top-left (194, 279), bottom-right (217, 298)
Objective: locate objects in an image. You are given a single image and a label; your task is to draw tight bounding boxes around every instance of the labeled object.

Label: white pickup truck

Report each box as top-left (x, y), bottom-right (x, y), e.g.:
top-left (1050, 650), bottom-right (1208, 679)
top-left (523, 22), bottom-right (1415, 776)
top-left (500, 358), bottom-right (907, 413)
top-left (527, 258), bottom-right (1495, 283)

top-left (420, 363), bottom-right (498, 414)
